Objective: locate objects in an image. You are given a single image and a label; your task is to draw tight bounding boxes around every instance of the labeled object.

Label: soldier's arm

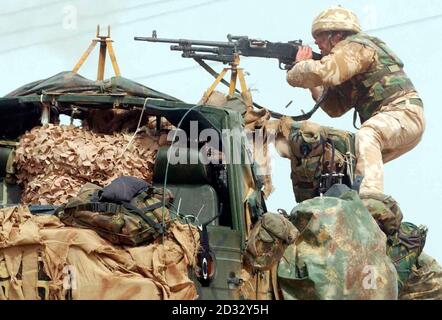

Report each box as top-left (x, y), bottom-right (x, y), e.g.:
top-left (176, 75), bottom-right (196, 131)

top-left (286, 41), bottom-right (376, 88)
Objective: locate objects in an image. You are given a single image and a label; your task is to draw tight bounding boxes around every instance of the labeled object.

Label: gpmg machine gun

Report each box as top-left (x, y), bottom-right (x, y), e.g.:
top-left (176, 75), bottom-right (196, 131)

top-left (135, 31), bottom-right (322, 115)
top-left (135, 30), bottom-right (321, 70)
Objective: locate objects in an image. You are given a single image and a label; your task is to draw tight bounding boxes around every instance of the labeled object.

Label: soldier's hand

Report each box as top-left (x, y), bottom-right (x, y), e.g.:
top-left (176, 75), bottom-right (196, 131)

top-left (295, 46), bottom-right (313, 63)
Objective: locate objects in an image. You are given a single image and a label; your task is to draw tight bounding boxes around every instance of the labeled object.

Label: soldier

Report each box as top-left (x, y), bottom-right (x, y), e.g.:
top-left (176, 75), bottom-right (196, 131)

top-left (286, 6), bottom-right (425, 194)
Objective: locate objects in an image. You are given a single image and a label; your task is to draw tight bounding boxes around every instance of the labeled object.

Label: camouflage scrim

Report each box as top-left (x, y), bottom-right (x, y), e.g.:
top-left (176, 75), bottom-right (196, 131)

top-left (14, 124), bottom-right (170, 205)
top-left (311, 6), bottom-right (362, 37)
top-left (277, 190), bottom-right (398, 300)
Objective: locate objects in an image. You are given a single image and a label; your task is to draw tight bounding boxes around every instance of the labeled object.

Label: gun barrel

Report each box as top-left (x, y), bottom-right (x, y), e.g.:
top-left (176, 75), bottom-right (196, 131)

top-left (183, 53), bottom-right (235, 63)
top-left (134, 36), bottom-right (234, 48)
top-left (171, 45), bottom-right (221, 54)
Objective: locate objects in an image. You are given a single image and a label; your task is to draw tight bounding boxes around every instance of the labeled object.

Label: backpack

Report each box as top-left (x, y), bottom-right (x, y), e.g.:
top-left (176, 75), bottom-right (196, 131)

top-left (244, 212), bottom-right (298, 271)
top-left (288, 121), bottom-right (355, 202)
top-left (56, 177), bottom-right (174, 246)
top-left (360, 193), bottom-right (403, 235)
top-left (360, 193), bottom-right (427, 291)
top-left (387, 222), bottom-right (428, 291)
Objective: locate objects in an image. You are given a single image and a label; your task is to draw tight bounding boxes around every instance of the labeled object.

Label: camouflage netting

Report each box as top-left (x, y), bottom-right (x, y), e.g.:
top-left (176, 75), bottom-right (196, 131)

top-left (14, 124), bottom-right (170, 205)
top-left (0, 205), bottom-right (200, 300)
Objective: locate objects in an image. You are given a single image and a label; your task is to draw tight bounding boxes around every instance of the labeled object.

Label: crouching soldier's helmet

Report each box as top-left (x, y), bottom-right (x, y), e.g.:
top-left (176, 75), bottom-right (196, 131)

top-left (311, 6), bottom-right (362, 37)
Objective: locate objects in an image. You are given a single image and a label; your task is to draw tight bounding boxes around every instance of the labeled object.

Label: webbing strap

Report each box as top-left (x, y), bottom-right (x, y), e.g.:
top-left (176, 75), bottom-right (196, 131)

top-left (141, 201), bottom-right (164, 213)
top-left (73, 202), bottom-right (121, 214)
top-left (194, 57), bottom-right (324, 121)
top-left (122, 202), bottom-right (164, 233)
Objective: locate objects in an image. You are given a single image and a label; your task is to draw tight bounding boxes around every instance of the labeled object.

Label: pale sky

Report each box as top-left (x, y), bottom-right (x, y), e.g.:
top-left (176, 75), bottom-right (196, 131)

top-left (1, 0), bottom-right (441, 262)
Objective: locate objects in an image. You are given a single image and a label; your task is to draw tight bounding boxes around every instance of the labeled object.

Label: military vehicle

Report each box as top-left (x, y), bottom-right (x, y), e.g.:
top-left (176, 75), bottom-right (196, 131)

top-left (0, 67), bottom-right (275, 300)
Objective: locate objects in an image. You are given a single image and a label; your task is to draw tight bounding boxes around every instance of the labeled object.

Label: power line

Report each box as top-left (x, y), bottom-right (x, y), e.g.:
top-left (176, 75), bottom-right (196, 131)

top-left (0, 0), bottom-right (228, 56)
top-left (117, 0), bottom-right (227, 28)
top-left (137, 13), bottom-right (442, 80)
top-left (0, 0), bottom-right (184, 38)
top-left (367, 13), bottom-right (442, 33)
top-left (0, 0), bottom-right (64, 17)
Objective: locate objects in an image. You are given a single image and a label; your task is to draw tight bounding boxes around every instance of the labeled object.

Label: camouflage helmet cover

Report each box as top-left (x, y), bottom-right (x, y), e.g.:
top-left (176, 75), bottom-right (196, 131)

top-left (312, 6), bottom-right (362, 37)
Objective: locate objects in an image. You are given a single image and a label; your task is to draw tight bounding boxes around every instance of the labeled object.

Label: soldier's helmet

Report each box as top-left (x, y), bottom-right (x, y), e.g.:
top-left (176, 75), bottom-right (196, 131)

top-left (312, 6), bottom-right (362, 37)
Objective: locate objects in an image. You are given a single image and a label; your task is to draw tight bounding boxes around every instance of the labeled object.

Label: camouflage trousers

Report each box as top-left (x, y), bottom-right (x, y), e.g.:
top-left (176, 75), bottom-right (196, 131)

top-left (355, 96), bottom-right (425, 194)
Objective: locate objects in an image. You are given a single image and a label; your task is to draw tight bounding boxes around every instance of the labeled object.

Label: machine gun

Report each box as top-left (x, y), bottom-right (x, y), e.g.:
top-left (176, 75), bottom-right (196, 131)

top-left (135, 31), bottom-right (324, 121)
top-left (135, 31), bottom-right (321, 70)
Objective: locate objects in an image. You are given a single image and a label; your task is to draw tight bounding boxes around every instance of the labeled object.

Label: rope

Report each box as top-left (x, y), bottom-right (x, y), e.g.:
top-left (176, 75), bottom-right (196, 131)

top-left (119, 98), bottom-right (148, 157)
top-left (194, 57), bottom-right (326, 121)
top-left (161, 104), bottom-right (201, 243)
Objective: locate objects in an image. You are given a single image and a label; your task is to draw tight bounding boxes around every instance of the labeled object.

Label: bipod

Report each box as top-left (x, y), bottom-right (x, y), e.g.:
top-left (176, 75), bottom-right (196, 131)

top-left (72, 25), bottom-right (121, 80)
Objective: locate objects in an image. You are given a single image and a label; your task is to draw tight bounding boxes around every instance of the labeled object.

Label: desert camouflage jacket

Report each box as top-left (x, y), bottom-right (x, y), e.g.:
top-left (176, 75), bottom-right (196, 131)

top-left (287, 34), bottom-right (420, 123)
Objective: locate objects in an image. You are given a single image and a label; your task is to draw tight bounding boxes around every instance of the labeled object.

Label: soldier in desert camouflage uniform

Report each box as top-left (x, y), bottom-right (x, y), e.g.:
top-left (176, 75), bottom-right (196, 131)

top-left (286, 6), bottom-right (425, 194)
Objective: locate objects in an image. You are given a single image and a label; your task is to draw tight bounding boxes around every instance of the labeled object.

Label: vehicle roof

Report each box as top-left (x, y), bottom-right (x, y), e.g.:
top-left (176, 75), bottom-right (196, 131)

top-left (0, 71), bottom-right (242, 139)
top-left (4, 71), bottom-right (180, 101)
